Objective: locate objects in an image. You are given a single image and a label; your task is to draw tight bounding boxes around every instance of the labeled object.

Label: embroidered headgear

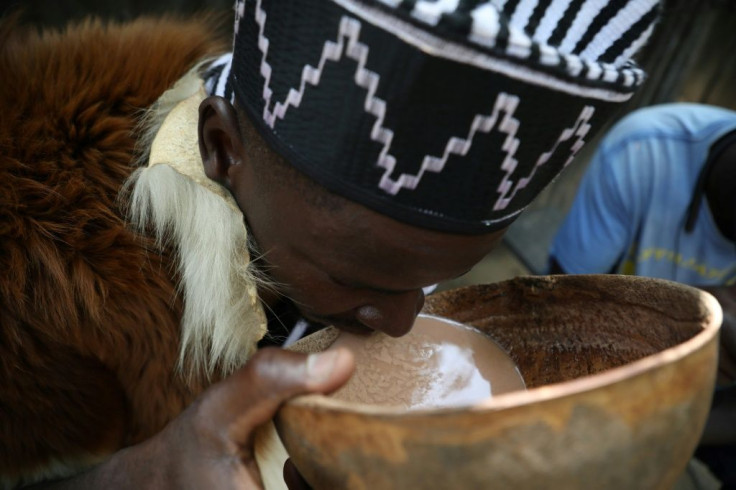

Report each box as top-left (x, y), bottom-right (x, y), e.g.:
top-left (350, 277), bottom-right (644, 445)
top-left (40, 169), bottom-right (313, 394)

top-left (207, 0), bottom-right (661, 233)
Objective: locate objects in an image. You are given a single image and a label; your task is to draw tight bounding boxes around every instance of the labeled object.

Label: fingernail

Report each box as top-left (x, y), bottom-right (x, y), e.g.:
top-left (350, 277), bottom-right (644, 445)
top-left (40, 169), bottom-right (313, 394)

top-left (306, 350), bottom-right (339, 384)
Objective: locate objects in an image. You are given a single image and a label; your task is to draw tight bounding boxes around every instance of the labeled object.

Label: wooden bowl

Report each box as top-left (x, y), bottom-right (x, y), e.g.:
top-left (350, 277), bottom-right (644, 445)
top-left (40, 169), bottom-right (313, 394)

top-left (276, 275), bottom-right (721, 490)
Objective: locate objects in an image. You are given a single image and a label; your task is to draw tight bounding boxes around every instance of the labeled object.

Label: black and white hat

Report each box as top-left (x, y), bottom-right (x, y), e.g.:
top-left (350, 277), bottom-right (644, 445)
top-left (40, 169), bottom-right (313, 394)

top-left (207, 0), bottom-right (661, 234)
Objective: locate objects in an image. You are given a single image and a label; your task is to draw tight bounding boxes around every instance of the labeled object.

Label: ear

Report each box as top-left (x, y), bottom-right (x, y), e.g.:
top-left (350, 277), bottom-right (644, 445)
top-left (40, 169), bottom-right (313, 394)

top-left (198, 96), bottom-right (246, 190)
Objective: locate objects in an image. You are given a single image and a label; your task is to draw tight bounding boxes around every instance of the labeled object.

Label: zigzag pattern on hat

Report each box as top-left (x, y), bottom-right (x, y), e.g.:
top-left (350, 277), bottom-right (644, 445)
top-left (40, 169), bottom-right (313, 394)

top-left (218, 0), bottom-right (662, 232)
top-left (494, 104), bottom-right (594, 211)
top-left (246, 4), bottom-right (523, 198)
top-left (241, 4), bottom-right (597, 208)
top-left (212, 0), bottom-right (656, 102)
top-left (379, 92), bottom-right (521, 197)
top-left (255, 10), bottom-right (384, 131)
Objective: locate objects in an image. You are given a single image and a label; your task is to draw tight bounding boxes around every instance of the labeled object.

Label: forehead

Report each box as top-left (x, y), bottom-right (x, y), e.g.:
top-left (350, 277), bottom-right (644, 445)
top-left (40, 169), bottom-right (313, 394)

top-left (281, 188), bottom-right (505, 288)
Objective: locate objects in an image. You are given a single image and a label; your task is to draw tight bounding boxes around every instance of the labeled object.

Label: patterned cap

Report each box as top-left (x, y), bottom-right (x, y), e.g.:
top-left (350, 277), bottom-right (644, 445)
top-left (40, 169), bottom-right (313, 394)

top-left (207, 0), bottom-right (661, 233)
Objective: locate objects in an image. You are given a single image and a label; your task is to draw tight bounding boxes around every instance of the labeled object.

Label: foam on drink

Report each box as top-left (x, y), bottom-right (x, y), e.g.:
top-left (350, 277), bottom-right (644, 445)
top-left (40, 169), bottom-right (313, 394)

top-left (329, 314), bottom-right (526, 410)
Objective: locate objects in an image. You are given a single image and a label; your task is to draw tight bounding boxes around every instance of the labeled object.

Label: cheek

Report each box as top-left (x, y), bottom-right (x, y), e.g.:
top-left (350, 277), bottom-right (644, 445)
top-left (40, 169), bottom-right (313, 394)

top-left (270, 264), bottom-right (365, 316)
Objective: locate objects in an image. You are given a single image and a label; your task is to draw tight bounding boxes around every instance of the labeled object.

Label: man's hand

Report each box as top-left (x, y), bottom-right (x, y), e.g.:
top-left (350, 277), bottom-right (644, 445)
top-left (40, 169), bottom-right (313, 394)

top-left (160, 347), bottom-right (354, 489)
top-left (35, 348), bottom-right (354, 489)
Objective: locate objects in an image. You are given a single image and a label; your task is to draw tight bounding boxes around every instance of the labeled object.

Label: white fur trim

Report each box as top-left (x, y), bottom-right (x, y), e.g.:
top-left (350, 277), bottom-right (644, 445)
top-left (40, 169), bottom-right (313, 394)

top-left (128, 68), bottom-right (267, 379)
top-left (128, 165), bottom-right (266, 378)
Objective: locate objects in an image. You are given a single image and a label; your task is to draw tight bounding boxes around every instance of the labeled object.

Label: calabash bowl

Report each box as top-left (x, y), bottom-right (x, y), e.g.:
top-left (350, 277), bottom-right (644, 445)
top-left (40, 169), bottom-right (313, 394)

top-left (277, 275), bottom-right (722, 490)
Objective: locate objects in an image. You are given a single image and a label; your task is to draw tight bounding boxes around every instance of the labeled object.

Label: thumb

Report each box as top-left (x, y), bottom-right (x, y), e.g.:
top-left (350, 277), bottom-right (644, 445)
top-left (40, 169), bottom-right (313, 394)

top-left (198, 347), bottom-right (355, 445)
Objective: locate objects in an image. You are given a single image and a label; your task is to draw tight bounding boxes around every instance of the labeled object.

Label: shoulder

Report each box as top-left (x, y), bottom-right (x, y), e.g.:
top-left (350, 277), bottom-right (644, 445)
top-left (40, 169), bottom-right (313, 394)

top-left (602, 103), bottom-right (736, 150)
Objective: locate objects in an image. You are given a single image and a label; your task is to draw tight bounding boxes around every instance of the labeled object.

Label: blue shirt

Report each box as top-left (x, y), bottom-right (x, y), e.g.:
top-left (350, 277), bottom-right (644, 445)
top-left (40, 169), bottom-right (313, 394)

top-left (550, 103), bottom-right (736, 285)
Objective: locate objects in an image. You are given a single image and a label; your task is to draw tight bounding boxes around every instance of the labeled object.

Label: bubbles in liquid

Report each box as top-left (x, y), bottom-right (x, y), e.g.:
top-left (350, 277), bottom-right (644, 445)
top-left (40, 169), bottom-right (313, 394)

top-left (329, 314), bottom-right (526, 410)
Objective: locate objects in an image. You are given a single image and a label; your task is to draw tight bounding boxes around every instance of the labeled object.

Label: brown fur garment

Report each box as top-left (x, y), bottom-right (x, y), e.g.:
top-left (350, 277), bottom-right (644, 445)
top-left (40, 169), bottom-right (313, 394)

top-left (0, 14), bottom-right (228, 485)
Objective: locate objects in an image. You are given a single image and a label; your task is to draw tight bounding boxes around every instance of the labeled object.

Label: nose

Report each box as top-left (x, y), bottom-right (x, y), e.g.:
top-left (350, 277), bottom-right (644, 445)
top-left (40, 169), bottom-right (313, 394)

top-left (354, 289), bottom-right (426, 337)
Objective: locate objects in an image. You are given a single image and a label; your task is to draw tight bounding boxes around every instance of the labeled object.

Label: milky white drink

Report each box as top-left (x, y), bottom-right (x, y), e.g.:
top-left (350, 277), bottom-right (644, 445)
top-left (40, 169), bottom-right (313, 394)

top-left (329, 314), bottom-right (525, 410)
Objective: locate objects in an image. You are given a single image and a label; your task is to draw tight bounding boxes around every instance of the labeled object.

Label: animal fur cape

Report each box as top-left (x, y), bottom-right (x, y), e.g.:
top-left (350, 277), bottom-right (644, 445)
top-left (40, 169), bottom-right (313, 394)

top-left (0, 14), bottom-right (248, 487)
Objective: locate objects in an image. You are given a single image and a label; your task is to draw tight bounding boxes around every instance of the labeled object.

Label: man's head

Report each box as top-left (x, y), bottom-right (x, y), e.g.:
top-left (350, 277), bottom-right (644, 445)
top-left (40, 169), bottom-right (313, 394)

top-left (199, 0), bottom-right (662, 336)
top-left (199, 96), bottom-right (505, 336)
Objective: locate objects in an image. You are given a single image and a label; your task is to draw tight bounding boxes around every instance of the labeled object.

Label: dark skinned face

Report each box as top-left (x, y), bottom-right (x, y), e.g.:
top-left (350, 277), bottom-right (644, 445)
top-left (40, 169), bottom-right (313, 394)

top-left (198, 96), bottom-right (505, 337)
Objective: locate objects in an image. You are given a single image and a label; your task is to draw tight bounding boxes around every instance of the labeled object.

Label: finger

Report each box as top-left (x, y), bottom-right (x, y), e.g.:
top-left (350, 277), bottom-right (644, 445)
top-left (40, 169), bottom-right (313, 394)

top-left (197, 347), bottom-right (354, 444)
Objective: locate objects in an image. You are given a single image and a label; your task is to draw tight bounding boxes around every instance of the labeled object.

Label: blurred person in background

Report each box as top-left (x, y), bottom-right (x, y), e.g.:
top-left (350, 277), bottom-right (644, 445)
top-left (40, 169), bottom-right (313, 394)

top-left (549, 103), bottom-right (736, 489)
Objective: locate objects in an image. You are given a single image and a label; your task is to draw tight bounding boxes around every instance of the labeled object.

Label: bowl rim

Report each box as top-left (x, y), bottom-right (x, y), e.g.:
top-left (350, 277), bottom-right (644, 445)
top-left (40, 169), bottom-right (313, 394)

top-left (284, 285), bottom-right (723, 417)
